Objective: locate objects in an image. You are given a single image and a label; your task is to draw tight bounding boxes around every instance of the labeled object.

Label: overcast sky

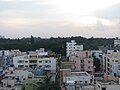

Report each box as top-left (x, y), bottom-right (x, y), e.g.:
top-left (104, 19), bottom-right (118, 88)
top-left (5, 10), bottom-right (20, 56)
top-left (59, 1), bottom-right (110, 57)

top-left (0, 0), bottom-right (120, 38)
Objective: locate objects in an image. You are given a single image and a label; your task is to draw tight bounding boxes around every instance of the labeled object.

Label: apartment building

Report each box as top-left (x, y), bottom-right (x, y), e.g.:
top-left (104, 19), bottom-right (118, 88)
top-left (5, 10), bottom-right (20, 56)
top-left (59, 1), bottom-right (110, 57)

top-left (91, 50), bottom-right (103, 59)
top-left (60, 69), bottom-right (92, 90)
top-left (66, 40), bottom-right (83, 57)
top-left (69, 50), bottom-right (94, 75)
top-left (0, 49), bottom-right (23, 68)
top-left (111, 62), bottom-right (120, 77)
top-left (114, 38), bottom-right (120, 47)
top-left (13, 51), bottom-right (56, 73)
top-left (102, 50), bottom-right (120, 76)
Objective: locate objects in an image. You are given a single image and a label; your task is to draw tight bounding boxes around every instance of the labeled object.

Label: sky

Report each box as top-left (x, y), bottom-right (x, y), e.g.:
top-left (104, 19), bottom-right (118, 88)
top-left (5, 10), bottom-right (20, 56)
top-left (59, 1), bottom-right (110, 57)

top-left (0, 0), bottom-right (120, 38)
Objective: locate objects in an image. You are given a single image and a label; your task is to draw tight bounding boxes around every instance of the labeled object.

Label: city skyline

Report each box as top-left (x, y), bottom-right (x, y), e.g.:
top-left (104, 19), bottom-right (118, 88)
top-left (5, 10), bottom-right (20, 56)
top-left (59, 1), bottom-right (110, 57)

top-left (0, 0), bottom-right (120, 38)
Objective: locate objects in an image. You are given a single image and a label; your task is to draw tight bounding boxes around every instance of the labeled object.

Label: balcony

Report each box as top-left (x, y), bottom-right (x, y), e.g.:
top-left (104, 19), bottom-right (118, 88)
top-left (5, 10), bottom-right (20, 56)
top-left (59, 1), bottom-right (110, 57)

top-left (29, 55), bottom-right (38, 60)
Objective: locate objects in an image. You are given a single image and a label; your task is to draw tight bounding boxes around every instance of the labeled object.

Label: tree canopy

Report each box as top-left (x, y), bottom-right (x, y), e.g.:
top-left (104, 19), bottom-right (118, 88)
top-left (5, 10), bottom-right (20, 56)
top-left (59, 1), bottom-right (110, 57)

top-left (0, 36), bottom-right (114, 56)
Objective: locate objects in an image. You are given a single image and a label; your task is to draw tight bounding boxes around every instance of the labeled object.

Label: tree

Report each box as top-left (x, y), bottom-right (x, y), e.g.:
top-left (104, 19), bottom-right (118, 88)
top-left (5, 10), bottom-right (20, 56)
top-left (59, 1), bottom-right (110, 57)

top-left (37, 75), bottom-right (60, 90)
top-left (30, 35), bottom-right (35, 44)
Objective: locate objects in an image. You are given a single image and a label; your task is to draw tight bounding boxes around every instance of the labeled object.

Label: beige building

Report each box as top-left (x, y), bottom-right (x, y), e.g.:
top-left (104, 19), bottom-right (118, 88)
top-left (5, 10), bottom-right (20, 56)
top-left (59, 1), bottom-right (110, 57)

top-left (102, 50), bottom-right (120, 75)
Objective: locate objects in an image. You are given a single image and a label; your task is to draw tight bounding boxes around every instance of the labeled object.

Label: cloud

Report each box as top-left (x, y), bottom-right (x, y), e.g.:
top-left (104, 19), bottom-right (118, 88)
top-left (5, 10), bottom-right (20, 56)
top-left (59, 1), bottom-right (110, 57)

top-left (0, 0), bottom-right (120, 38)
top-left (0, 0), bottom-right (32, 2)
top-left (93, 3), bottom-right (120, 20)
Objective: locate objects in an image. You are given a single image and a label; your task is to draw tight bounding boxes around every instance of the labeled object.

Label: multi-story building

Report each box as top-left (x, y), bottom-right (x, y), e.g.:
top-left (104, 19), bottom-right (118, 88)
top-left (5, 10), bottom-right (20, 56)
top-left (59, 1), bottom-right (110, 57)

top-left (0, 50), bottom-right (14, 68)
top-left (102, 50), bottom-right (120, 76)
top-left (114, 38), bottom-right (120, 47)
top-left (69, 50), bottom-right (94, 75)
top-left (91, 50), bottom-right (103, 59)
top-left (60, 69), bottom-right (92, 90)
top-left (13, 50), bottom-right (56, 73)
top-left (111, 62), bottom-right (120, 77)
top-left (1, 70), bottom-right (33, 90)
top-left (66, 40), bottom-right (83, 57)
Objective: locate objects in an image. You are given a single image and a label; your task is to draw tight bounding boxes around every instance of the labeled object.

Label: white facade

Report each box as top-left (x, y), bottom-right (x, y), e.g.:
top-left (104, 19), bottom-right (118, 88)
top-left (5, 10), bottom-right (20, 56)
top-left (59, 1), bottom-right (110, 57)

top-left (66, 40), bottom-right (83, 57)
top-left (2, 70), bottom-right (33, 88)
top-left (114, 39), bottom-right (120, 47)
top-left (13, 55), bottom-right (56, 73)
top-left (13, 70), bottom-right (34, 81)
top-left (102, 51), bottom-right (120, 75)
top-left (38, 57), bottom-right (56, 73)
top-left (111, 62), bottom-right (120, 77)
top-left (63, 72), bottom-right (91, 84)
top-left (36, 48), bottom-right (48, 56)
top-left (107, 50), bottom-right (115, 54)
top-left (91, 50), bottom-right (103, 59)
top-left (0, 50), bottom-right (10, 56)
top-left (13, 56), bottom-right (26, 68)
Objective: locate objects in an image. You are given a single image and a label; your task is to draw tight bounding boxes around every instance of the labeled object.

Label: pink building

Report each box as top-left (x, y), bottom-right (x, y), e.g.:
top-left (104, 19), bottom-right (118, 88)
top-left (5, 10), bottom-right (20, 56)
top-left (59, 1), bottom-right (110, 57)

top-left (69, 50), bottom-right (94, 75)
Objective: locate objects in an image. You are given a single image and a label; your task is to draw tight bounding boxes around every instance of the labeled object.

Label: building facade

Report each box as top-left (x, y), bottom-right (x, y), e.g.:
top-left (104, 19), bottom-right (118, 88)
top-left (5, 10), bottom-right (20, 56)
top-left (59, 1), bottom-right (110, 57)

top-left (66, 40), bottom-right (83, 57)
top-left (69, 50), bottom-right (94, 75)
top-left (102, 50), bottom-right (120, 76)
top-left (13, 54), bottom-right (56, 73)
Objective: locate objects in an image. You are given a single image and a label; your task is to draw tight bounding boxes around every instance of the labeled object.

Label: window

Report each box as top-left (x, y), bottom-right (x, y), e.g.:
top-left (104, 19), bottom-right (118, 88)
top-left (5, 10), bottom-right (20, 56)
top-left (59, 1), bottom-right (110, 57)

top-left (81, 60), bottom-right (83, 63)
top-left (45, 61), bottom-right (48, 63)
top-left (88, 61), bottom-right (90, 63)
top-left (107, 59), bottom-right (110, 62)
top-left (88, 66), bottom-right (90, 69)
top-left (25, 65), bottom-right (28, 67)
top-left (116, 60), bottom-right (119, 62)
top-left (18, 65), bottom-right (24, 67)
top-left (18, 60), bottom-right (24, 63)
top-left (86, 52), bottom-right (88, 58)
top-left (39, 66), bottom-right (42, 67)
top-left (25, 61), bottom-right (28, 63)
top-left (29, 56), bottom-right (37, 58)
top-left (85, 81), bottom-right (87, 83)
top-left (102, 88), bottom-right (106, 90)
top-left (30, 60), bottom-right (37, 63)
top-left (39, 61), bottom-right (42, 63)
top-left (45, 65), bottom-right (51, 68)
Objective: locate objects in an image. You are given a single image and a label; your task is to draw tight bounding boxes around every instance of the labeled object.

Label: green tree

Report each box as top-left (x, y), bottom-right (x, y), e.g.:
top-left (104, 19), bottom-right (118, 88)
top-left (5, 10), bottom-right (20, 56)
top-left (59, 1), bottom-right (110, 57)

top-left (37, 75), bottom-right (60, 90)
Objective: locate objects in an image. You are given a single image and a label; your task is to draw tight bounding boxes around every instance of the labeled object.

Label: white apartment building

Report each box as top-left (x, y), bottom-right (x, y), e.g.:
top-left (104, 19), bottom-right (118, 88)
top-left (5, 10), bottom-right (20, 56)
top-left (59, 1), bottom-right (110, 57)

top-left (66, 40), bottom-right (83, 57)
top-left (102, 50), bottom-right (120, 75)
top-left (36, 48), bottom-right (48, 56)
top-left (64, 72), bottom-right (92, 84)
top-left (13, 54), bottom-right (56, 73)
top-left (111, 62), bottom-right (120, 77)
top-left (91, 50), bottom-right (103, 59)
top-left (114, 39), bottom-right (120, 47)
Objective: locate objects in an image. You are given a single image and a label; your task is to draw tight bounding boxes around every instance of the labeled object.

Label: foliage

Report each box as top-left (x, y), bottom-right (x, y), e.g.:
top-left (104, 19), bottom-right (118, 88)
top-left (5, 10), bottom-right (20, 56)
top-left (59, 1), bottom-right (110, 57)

top-left (0, 36), bottom-right (114, 56)
top-left (37, 75), bottom-right (60, 90)
top-left (92, 55), bottom-right (100, 72)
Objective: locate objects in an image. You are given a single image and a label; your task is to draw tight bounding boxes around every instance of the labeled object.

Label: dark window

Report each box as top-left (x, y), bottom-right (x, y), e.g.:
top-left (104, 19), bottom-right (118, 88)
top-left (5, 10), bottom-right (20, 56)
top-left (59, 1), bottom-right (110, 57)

top-left (25, 61), bottom-right (28, 63)
top-left (30, 60), bottom-right (37, 63)
top-left (107, 59), bottom-right (110, 62)
top-left (102, 88), bottom-right (106, 90)
top-left (88, 66), bottom-right (90, 69)
top-left (81, 60), bottom-right (83, 63)
top-left (39, 61), bottom-right (42, 63)
top-left (86, 52), bottom-right (88, 58)
top-left (85, 81), bottom-right (87, 83)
